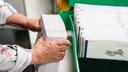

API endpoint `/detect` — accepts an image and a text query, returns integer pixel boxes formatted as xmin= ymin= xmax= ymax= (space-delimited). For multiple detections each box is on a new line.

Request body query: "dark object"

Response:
xmin=79 ymin=58 xmax=128 ymax=72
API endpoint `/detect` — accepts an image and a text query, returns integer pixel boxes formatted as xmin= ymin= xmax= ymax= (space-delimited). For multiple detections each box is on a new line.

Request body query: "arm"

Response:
xmin=0 ymin=38 xmax=70 ymax=72
xmin=0 ymin=0 xmax=34 ymax=71
xmin=0 ymin=0 xmax=70 ymax=72
xmin=31 ymin=37 xmax=71 ymax=64
xmin=0 ymin=0 xmax=41 ymax=31
xmin=6 ymin=13 xmax=41 ymax=31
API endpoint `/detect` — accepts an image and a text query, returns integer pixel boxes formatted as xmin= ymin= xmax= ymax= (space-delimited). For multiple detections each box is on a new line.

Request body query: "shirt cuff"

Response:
xmin=9 ymin=45 xmax=32 ymax=72
xmin=0 ymin=3 xmax=17 ymax=25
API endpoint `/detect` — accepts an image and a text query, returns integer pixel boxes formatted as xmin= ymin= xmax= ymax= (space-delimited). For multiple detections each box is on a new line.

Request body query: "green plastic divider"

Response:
xmin=69 ymin=0 xmax=76 ymax=7
xmin=60 ymin=11 xmax=80 ymax=72
xmin=69 ymin=0 xmax=128 ymax=7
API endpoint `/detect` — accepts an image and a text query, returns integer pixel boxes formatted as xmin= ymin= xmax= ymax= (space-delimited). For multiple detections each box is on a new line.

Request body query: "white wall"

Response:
xmin=24 ymin=0 xmax=54 ymax=45
xmin=5 ymin=0 xmax=26 ymax=15
xmin=24 ymin=0 xmax=54 ymax=18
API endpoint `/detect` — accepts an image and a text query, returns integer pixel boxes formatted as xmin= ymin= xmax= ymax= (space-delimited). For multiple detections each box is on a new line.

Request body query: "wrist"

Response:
xmin=31 ymin=49 xmax=38 ymax=64
xmin=27 ymin=19 xmax=41 ymax=31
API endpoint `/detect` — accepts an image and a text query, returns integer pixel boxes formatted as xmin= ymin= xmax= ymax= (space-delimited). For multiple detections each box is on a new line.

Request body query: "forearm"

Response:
xmin=6 ymin=13 xmax=29 ymax=28
xmin=6 ymin=13 xmax=41 ymax=31
xmin=0 ymin=0 xmax=41 ymax=31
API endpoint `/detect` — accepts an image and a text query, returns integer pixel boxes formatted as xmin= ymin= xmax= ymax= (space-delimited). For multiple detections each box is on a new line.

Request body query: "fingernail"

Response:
xmin=67 ymin=40 xmax=71 ymax=45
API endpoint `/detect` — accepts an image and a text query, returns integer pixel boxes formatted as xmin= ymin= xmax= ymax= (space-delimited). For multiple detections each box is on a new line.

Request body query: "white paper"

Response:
xmin=37 ymin=14 xmax=67 ymax=72
xmin=87 ymin=40 xmax=128 ymax=61
xmin=75 ymin=3 xmax=128 ymax=41
xmin=74 ymin=3 xmax=128 ymax=60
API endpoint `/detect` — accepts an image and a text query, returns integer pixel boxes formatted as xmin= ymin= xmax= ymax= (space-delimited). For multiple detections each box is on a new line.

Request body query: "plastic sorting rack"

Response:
xmin=60 ymin=11 xmax=80 ymax=72
xmin=68 ymin=0 xmax=128 ymax=72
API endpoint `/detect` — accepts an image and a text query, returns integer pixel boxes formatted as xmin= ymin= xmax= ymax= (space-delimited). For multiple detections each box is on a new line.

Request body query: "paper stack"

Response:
xmin=74 ymin=3 xmax=128 ymax=61
xmin=37 ymin=14 xmax=67 ymax=72
xmin=40 ymin=14 xmax=67 ymax=40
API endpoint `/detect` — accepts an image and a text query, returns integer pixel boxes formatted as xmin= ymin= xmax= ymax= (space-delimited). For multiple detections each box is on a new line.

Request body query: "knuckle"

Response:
xmin=59 ymin=56 xmax=64 ymax=60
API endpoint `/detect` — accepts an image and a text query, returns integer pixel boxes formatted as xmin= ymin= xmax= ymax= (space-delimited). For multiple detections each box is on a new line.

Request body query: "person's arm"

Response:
xmin=0 ymin=38 xmax=70 ymax=72
xmin=6 ymin=13 xmax=41 ymax=31
xmin=31 ymin=37 xmax=71 ymax=64
xmin=0 ymin=0 xmax=34 ymax=71
xmin=0 ymin=1 xmax=70 ymax=72
xmin=0 ymin=0 xmax=41 ymax=31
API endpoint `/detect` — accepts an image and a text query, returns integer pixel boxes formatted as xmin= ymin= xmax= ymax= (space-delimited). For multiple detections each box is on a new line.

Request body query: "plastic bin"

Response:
xmin=67 ymin=0 xmax=128 ymax=72
xmin=60 ymin=11 xmax=80 ymax=72
xmin=60 ymin=10 xmax=128 ymax=72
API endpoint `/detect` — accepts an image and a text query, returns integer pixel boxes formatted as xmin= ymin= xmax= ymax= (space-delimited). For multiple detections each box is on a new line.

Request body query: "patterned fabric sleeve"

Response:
xmin=0 ymin=45 xmax=32 ymax=72
xmin=0 ymin=0 xmax=17 ymax=25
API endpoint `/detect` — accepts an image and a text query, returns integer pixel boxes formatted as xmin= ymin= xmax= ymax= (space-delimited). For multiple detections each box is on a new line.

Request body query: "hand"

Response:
xmin=31 ymin=37 xmax=71 ymax=64
xmin=27 ymin=19 xmax=41 ymax=31
xmin=6 ymin=13 xmax=41 ymax=31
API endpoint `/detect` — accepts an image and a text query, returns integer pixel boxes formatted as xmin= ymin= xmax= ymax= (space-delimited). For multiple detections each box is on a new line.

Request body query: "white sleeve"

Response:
xmin=0 ymin=45 xmax=32 ymax=72
xmin=0 ymin=0 xmax=17 ymax=25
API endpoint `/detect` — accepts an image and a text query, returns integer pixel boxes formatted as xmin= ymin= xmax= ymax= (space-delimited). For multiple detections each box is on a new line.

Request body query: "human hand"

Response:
xmin=26 ymin=18 xmax=41 ymax=31
xmin=31 ymin=37 xmax=71 ymax=64
xmin=6 ymin=13 xmax=41 ymax=31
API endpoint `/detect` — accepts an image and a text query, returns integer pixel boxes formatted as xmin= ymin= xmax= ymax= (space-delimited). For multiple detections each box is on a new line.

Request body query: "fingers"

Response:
xmin=48 ymin=40 xmax=70 ymax=51
xmin=37 ymin=37 xmax=71 ymax=46
xmin=53 ymin=39 xmax=71 ymax=46
xmin=35 ymin=19 xmax=41 ymax=31
xmin=37 ymin=36 xmax=44 ymax=42
xmin=57 ymin=51 xmax=66 ymax=60
xmin=46 ymin=40 xmax=68 ymax=61
xmin=58 ymin=45 xmax=69 ymax=51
